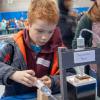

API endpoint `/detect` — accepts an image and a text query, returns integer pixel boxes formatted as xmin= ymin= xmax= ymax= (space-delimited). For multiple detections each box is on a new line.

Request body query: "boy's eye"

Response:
xmin=37 ymin=29 xmax=44 ymax=33
xmin=48 ymin=30 xmax=53 ymax=34
xmin=36 ymin=29 xmax=53 ymax=34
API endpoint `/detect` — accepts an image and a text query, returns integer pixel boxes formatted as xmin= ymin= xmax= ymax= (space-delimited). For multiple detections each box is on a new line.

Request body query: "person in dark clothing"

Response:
xmin=58 ymin=0 xmax=77 ymax=49
xmin=57 ymin=0 xmax=77 ymax=76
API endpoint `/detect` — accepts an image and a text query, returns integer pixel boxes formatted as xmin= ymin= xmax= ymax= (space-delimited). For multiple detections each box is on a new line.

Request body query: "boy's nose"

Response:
xmin=41 ymin=34 xmax=49 ymax=40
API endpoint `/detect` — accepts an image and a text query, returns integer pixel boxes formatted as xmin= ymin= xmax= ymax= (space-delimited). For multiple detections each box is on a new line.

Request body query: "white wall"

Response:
xmin=0 ymin=0 xmax=94 ymax=12
xmin=73 ymin=0 xmax=93 ymax=8
xmin=0 ymin=0 xmax=31 ymax=12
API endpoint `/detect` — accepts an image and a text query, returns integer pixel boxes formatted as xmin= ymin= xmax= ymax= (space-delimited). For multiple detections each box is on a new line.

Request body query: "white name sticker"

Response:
xmin=36 ymin=58 xmax=50 ymax=67
xmin=74 ymin=50 xmax=95 ymax=64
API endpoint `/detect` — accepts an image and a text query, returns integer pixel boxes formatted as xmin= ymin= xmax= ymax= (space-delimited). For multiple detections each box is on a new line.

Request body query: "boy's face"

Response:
xmin=29 ymin=19 xmax=56 ymax=46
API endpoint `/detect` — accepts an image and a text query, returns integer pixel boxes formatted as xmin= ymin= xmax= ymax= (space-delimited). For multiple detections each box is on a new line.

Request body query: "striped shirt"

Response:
xmin=92 ymin=22 xmax=100 ymax=47
xmin=90 ymin=22 xmax=100 ymax=73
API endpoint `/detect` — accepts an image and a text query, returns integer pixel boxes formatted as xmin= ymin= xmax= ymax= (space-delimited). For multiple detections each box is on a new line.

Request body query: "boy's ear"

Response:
xmin=27 ymin=25 xmax=29 ymax=30
xmin=28 ymin=24 xmax=31 ymax=30
xmin=24 ymin=21 xmax=30 ymax=30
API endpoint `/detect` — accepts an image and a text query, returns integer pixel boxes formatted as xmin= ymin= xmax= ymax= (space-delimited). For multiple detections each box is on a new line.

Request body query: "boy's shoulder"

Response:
xmin=0 ymin=39 xmax=15 ymax=64
xmin=0 ymin=38 xmax=15 ymax=47
xmin=0 ymin=38 xmax=15 ymax=53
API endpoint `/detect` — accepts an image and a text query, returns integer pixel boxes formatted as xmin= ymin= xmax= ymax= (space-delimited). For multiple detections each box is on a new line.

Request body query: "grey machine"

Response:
xmin=58 ymin=47 xmax=100 ymax=100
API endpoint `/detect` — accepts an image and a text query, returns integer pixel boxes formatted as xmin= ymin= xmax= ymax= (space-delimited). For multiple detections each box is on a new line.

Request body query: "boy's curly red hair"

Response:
xmin=28 ymin=0 xmax=59 ymax=25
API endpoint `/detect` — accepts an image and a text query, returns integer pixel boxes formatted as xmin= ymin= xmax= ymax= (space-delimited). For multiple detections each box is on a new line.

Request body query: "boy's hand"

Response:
xmin=40 ymin=76 xmax=51 ymax=88
xmin=9 ymin=70 xmax=37 ymax=87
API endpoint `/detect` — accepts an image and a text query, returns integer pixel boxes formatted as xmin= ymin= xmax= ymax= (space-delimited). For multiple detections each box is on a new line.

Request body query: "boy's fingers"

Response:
xmin=21 ymin=81 xmax=33 ymax=87
xmin=26 ymin=70 xmax=35 ymax=76
xmin=40 ymin=76 xmax=50 ymax=81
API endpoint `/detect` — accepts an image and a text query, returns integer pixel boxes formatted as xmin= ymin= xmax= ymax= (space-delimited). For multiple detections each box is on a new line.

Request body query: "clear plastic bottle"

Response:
xmin=33 ymin=80 xmax=58 ymax=100
xmin=33 ymin=80 xmax=51 ymax=96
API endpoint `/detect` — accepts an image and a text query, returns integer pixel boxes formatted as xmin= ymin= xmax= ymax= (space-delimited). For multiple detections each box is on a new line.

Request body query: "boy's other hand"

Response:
xmin=39 ymin=76 xmax=51 ymax=88
xmin=9 ymin=70 xmax=37 ymax=87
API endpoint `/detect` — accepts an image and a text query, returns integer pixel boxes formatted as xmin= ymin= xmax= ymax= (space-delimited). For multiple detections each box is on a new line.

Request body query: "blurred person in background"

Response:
xmin=58 ymin=0 xmax=77 ymax=49
xmin=72 ymin=0 xmax=100 ymax=77
xmin=1 ymin=19 xmax=7 ymax=35
xmin=57 ymin=0 xmax=77 ymax=77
